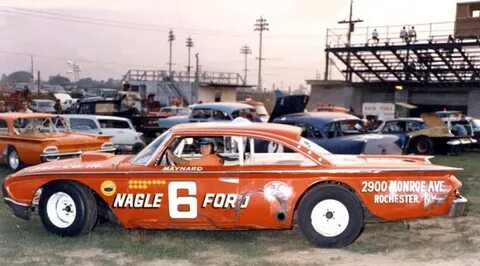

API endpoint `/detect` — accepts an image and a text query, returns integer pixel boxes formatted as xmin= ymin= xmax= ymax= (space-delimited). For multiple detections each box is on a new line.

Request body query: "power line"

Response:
xmin=0 ymin=6 xmax=251 ymax=38
xmin=0 ymin=6 xmax=324 ymax=39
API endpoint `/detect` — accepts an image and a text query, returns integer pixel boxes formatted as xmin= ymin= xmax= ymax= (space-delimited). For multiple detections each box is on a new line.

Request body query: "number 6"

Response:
xmin=168 ymin=181 xmax=197 ymax=219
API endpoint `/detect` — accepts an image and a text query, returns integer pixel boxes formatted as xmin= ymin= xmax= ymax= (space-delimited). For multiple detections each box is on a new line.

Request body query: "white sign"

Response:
xmin=362 ymin=102 xmax=395 ymax=120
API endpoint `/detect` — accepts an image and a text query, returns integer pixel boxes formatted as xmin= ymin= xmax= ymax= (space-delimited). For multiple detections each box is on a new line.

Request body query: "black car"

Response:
xmin=75 ymin=99 xmax=162 ymax=143
xmin=270 ymin=95 xmax=405 ymax=155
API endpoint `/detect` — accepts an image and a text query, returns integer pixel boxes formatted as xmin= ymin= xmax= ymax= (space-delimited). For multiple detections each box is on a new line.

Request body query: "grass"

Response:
xmin=0 ymin=153 xmax=479 ymax=264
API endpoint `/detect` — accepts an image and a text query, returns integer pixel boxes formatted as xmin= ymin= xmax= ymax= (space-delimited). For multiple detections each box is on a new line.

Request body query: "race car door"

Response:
xmin=151 ymin=135 xmax=243 ymax=228
xmin=235 ymin=136 xmax=318 ymax=229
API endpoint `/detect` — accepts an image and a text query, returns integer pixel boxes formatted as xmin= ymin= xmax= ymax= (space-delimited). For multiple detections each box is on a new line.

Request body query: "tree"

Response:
xmin=4 ymin=71 xmax=32 ymax=84
xmin=48 ymin=75 xmax=71 ymax=85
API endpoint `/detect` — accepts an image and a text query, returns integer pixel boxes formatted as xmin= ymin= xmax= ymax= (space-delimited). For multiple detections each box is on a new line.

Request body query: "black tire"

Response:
xmin=38 ymin=181 xmax=98 ymax=236
xmin=412 ymin=137 xmax=433 ymax=155
xmin=132 ymin=142 xmax=146 ymax=154
xmin=6 ymin=147 xmax=24 ymax=172
xmin=297 ymin=184 xmax=364 ymax=248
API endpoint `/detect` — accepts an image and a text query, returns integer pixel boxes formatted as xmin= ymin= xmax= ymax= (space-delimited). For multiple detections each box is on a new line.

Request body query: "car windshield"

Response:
xmin=131 ymin=130 xmax=172 ymax=165
xmin=14 ymin=117 xmax=60 ymax=134
xmin=299 ymin=137 xmax=331 ymax=155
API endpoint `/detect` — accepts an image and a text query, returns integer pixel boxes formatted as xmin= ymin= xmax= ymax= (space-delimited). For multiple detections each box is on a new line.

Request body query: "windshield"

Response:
xmin=299 ymin=137 xmax=331 ymax=155
xmin=14 ymin=117 xmax=60 ymax=134
xmin=132 ymin=130 xmax=172 ymax=165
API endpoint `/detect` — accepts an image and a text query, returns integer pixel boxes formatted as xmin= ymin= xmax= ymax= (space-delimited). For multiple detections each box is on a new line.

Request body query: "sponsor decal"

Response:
xmin=201 ymin=193 xmax=250 ymax=209
xmin=100 ymin=180 xmax=116 ymax=197
xmin=128 ymin=179 xmax=166 ymax=190
xmin=361 ymin=180 xmax=446 ymax=204
xmin=113 ymin=193 xmax=163 ymax=208
xmin=26 ymin=163 xmax=103 ymax=172
xmin=162 ymin=166 xmax=203 ymax=171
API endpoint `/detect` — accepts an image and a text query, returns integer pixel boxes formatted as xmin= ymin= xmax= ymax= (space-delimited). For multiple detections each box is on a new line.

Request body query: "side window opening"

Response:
xmin=243 ymin=137 xmax=316 ymax=167
xmin=0 ymin=120 xmax=8 ymax=135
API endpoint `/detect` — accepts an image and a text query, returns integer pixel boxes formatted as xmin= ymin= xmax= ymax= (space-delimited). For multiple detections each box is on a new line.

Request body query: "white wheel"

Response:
xmin=310 ymin=199 xmax=350 ymax=237
xmin=46 ymin=192 xmax=77 ymax=228
xmin=8 ymin=150 xmax=20 ymax=170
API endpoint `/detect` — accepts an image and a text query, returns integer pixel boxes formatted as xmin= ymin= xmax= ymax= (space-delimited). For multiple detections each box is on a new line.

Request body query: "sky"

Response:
xmin=0 ymin=0 xmax=462 ymax=90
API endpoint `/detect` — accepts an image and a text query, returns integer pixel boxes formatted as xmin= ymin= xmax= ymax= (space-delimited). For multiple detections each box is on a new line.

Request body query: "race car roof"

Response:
xmin=170 ymin=122 xmax=302 ymax=141
xmin=0 ymin=112 xmax=56 ymax=120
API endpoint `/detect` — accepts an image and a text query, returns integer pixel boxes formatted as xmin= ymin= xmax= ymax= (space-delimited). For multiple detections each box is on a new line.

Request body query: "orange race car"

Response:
xmin=2 ymin=122 xmax=467 ymax=247
xmin=0 ymin=113 xmax=116 ymax=171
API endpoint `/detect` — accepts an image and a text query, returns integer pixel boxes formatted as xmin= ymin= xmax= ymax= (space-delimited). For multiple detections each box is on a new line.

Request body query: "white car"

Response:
xmin=60 ymin=114 xmax=145 ymax=154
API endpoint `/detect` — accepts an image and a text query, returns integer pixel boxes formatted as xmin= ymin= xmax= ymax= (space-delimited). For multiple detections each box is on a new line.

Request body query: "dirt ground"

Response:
xmin=0 ymin=154 xmax=479 ymax=265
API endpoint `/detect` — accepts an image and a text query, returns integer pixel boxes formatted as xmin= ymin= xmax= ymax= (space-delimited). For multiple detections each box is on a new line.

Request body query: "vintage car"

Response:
xmin=76 ymin=99 xmax=162 ymax=143
xmin=377 ymin=116 xmax=477 ymax=155
xmin=152 ymin=106 xmax=191 ymax=118
xmin=2 ymin=122 xmax=467 ymax=248
xmin=158 ymin=102 xmax=256 ymax=131
xmin=30 ymin=99 xmax=56 ymax=113
xmin=0 ymin=113 xmax=116 ymax=171
xmin=61 ymin=115 xmax=146 ymax=154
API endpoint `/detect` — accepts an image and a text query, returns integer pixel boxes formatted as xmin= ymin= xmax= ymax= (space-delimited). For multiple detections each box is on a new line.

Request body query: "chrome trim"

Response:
xmin=40 ymin=148 xmax=116 ymax=158
xmin=3 ymin=197 xmax=30 ymax=207
xmin=14 ymin=167 xmax=464 ymax=177
xmin=218 ymin=177 xmax=239 ymax=184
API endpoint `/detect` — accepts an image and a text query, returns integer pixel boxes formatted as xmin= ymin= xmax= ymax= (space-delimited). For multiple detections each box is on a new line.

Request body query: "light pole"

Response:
xmin=254 ymin=16 xmax=269 ymax=91
xmin=240 ymin=45 xmax=252 ymax=85
xmin=186 ymin=36 xmax=194 ymax=80
xmin=168 ymin=29 xmax=175 ymax=79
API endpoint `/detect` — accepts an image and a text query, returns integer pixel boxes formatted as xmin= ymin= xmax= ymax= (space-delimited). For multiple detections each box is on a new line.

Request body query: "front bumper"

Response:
xmin=40 ymin=147 xmax=116 ymax=162
xmin=2 ymin=184 xmax=31 ymax=220
xmin=448 ymin=195 xmax=468 ymax=217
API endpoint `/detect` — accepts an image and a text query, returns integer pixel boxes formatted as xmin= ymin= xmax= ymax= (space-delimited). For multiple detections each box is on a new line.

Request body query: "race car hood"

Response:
xmin=11 ymin=154 xmax=132 ymax=177
xmin=268 ymin=95 xmax=309 ymax=123
xmin=323 ymin=154 xmax=463 ymax=173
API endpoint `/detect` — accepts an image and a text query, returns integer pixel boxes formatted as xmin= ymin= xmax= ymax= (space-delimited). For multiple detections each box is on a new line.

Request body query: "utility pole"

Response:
xmin=254 ymin=16 xmax=269 ymax=91
xmin=37 ymin=70 xmax=40 ymax=94
xmin=240 ymin=44 xmax=252 ymax=85
xmin=338 ymin=0 xmax=363 ymax=82
xmin=168 ymin=29 xmax=175 ymax=79
xmin=186 ymin=36 xmax=194 ymax=81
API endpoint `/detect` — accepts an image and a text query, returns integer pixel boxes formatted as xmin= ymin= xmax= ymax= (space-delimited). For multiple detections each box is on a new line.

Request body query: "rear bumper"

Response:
xmin=40 ymin=147 xmax=116 ymax=162
xmin=447 ymin=137 xmax=477 ymax=146
xmin=2 ymin=184 xmax=31 ymax=220
xmin=448 ymin=195 xmax=468 ymax=217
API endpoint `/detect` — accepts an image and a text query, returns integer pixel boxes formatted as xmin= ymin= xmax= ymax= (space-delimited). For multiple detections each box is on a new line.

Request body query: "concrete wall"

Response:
xmin=468 ymin=90 xmax=480 ymax=117
xmin=197 ymin=86 xmax=236 ymax=103
xmin=307 ymin=79 xmax=478 ymax=117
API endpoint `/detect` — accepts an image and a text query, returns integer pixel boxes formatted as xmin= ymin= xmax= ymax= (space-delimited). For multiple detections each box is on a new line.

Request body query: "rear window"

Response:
xmin=99 ymin=119 xmax=130 ymax=129
xmin=70 ymin=118 xmax=100 ymax=133
xmin=191 ymin=109 xmax=212 ymax=119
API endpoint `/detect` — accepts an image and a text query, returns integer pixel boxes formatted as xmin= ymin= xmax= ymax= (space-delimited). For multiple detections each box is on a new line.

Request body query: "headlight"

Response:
xmin=101 ymin=142 xmax=115 ymax=150
xmin=43 ymin=146 xmax=58 ymax=154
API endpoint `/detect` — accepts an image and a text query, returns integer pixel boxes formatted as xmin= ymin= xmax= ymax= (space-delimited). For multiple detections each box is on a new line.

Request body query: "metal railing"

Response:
xmin=326 ymin=21 xmax=458 ymax=48
xmin=123 ymin=69 xmax=246 ymax=86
